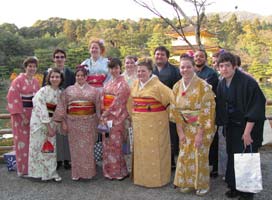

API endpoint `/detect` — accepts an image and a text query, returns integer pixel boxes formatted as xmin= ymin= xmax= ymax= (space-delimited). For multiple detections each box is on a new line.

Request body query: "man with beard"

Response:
xmin=194 ymin=50 xmax=219 ymax=178
xmin=153 ymin=46 xmax=181 ymax=169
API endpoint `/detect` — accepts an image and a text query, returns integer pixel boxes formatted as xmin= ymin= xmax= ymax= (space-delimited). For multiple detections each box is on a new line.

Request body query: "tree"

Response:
xmin=133 ymin=0 xmax=212 ymax=51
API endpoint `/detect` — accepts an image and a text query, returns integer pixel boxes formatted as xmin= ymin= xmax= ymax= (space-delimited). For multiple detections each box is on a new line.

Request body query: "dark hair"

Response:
xmin=212 ymin=52 xmax=220 ymax=58
xmin=180 ymin=54 xmax=195 ymax=66
xmin=136 ymin=57 xmax=153 ymax=71
xmin=108 ymin=58 xmax=122 ymax=69
xmin=154 ymin=46 xmax=170 ymax=58
xmin=218 ymin=52 xmax=236 ymax=66
xmin=235 ymin=55 xmax=241 ymax=67
xmin=23 ymin=56 xmax=38 ymax=68
xmin=75 ymin=65 xmax=88 ymax=76
xmin=46 ymin=67 xmax=64 ymax=87
xmin=53 ymin=48 xmax=66 ymax=58
xmin=195 ymin=49 xmax=208 ymax=59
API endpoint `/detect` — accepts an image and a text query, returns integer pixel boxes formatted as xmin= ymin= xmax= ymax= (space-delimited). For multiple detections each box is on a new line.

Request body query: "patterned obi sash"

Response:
xmin=133 ymin=97 xmax=166 ymax=112
xmin=86 ymin=74 xmax=106 ymax=87
xmin=46 ymin=103 xmax=57 ymax=117
xmin=21 ymin=94 xmax=34 ymax=107
xmin=67 ymin=101 xmax=95 ymax=115
xmin=103 ymin=94 xmax=115 ymax=110
xmin=179 ymin=110 xmax=199 ymax=126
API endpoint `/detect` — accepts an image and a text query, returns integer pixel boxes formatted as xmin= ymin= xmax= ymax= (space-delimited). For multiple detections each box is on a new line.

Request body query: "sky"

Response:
xmin=0 ymin=0 xmax=270 ymax=28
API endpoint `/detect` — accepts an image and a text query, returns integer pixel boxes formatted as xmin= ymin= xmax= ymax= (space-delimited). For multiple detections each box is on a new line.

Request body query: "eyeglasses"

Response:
xmin=55 ymin=56 xmax=65 ymax=59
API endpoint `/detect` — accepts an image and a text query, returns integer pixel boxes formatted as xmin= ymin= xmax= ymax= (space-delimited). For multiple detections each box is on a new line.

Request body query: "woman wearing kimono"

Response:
xmin=129 ymin=58 xmax=173 ymax=188
xmin=54 ymin=66 xmax=101 ymax=180
xmin=81 ymin=38 xmax=110 ymax=89
xmin=122 ymin=55 xmax=138 ymax=88
xmin=171 ymin=55 xmax=215 ymax=196
xmin=6 ymin=57 xmax=40 ymax=177
xmin=100 ymin=58 xmax=130 ymax=180
xmin=28 ymin=68 xmax=63 ymax=182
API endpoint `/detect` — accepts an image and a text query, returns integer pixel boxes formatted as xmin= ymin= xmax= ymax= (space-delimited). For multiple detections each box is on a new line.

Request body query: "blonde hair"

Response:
xmin=88 ymin=38 xmax=106 ymax=55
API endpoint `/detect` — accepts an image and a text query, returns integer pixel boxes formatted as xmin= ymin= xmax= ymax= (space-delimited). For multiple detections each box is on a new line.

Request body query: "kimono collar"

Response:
xmin=139 ymin=74 xmax=156 ymax=89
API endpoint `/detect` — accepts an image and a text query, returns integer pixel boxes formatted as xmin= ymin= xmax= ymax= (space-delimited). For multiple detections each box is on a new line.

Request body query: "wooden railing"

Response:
xmin=0 ymin=101 xmax=272 ymax=160
xmin=0 ymin=113 xmax=12 ymax=160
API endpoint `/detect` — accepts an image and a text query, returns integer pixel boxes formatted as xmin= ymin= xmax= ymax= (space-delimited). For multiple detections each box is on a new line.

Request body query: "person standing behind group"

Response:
xmin=194 ymin=49 xmax=219 ymax=178
xmin=42 ymin=48 xmax=75 ymax=170
xmin=54 ymin=66 xmax=101 ymax=181
xmin=153 ymin=46 xmax=181 ymax=169
xmin=216 ymin=52 xmax=266 ymax=200
xmin=100 ymin=58 xmax=130 ymax=180
xmin=172 ymin=55 xmax=215 ymax=196
xmin=129 ymin=57 xmax=173 ymax=188
xmin=28 ymin=68 xmax=63 ymax=182
xmin=6 ymin=57 xmax=40 ymax=177
xmin=81 ymin=38 xmax=110 ymax=89
xmin=122 ymin=55 xmax=138 ymax=87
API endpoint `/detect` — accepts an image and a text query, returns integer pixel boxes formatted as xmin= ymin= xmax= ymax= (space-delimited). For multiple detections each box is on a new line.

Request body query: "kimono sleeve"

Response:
xmin=170 ymin=81 xmax=185 ymax=125
xmin=101 ymin=81 xmax=130 ymax=120
xmin=6 ymin=78 xmax=23 ymax=115
xmin=244 ymin=80 xmax=266 ymax=122
xmin=32 ymin=87 xmax=50 ymax=124
xmin=53 ymin=89 xmax=67 ymax=122
xmin=198 ymin=83 xmax=216 ymax=132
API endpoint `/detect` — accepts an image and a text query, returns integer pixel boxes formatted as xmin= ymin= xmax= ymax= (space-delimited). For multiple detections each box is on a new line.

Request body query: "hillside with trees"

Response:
xmin=0 ymin=12 xmax=272 ymax=80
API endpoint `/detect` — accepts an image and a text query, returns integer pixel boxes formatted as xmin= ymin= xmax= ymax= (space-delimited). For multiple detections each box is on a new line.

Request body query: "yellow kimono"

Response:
xmin=129 ymin=76 xmax=173 ymax=187
xmin=171 ymin=74 xmax=215 ymax=190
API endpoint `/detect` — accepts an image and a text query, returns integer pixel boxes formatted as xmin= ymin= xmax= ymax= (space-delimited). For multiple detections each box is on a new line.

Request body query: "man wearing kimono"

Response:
xmin=153 ymin=46 xmax=181 ymax=169
xmin=216 ymin=52 xmax=266 ymax=200
xmin=42 ymin=49 xmax=75 ymax=170
xmin=194 ymin=50 xmax=219 ymax=178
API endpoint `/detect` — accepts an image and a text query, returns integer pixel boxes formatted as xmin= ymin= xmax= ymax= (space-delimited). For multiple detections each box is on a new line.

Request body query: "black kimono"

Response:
xmin=216 ymin=69 xmax=266 ymax=189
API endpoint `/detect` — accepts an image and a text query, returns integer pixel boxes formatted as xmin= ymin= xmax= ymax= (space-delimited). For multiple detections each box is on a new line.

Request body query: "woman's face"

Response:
xmin=49 ymin=72 xmax=62 ymax=88
xmin=125 ymin=58 xmax=136 ymax=73
xmin=179 ymin=59 xmax=195 ymax=80
xmin=89 ymin=42 xmax=101 ymax=59
xmin=25 ymin=63 xmax=37 ymax=77
xmin=109 ymin=65 xmax=121 ymax=79
xmin=76 ymin=70 xmax=87 ymax=85
xmin=137 ymin=65 xmax=152 ymax=83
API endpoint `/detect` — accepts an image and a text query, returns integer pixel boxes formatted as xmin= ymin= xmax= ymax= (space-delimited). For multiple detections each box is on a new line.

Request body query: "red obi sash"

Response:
xmin=133 ymin=97 xmax=166 ymax=112
xmin=86 ymin=74 xmax=106 ymax=87
xmin=103 ymin=94 xmax=115 ymax=110
xmin=46 ymin=103 xmax=57 ymax=117
xmin=68 ymin=101 xmax=95 ymax=115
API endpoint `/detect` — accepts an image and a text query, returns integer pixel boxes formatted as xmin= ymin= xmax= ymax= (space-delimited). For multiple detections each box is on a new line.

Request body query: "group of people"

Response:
xmin=6 ymin=39 xmax=266 ymax=200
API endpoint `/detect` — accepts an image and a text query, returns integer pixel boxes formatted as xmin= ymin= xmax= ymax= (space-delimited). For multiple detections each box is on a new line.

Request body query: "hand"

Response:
xmin=47 ymin=126 xmax=56 ymax=137
xmin=194 ymin=129 xmax=203 ymax=149
xmin=21 ymin=114 xmax=29 ymax=125
xmin=242 ymin=133 xmax=253 ymax=148
xmin=177 ymin=124 xmax=186 ymax=145
xmin=61 ymin=121 xmax=68 ymax=133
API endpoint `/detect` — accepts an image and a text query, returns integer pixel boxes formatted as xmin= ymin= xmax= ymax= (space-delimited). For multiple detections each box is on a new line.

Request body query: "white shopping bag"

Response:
xmin=234 ymin=152 xmax=263 ymax=193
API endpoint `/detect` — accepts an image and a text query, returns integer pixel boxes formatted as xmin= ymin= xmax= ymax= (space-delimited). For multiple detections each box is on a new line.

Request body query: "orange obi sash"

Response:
xmin=103 ymin=94 xmax=115 ymax=110
xmin=133 ymin=97 xmax=166 ymax=112
xmin=86 ymin=74 xmax=106 ymax=87
xmin=46 ymin=103 xmax=57 ymax=117
xmin=67 ymin=101 xmax=95 ymax=115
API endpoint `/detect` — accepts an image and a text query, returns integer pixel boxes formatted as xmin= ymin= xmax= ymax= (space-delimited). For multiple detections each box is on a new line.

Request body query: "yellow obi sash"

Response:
xmin=133 ymin=97 xmax=166 ymax=112
xmin=68 ymin=101 xmax=95 ymax=115
xmin=179 ymin=110 xmax=199 ymax=126
xmin=103 ymin=94 xmax=115 ymax=110
xmin=46 ymin=103 xmax=57 ymax=117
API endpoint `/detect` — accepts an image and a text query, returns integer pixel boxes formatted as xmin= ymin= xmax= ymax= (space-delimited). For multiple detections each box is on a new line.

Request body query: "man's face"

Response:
xmin=53 ymin=52 xmax=66 ymax=67
xmin=218 ymin=61 xmax=236 ymax=79
xmin=154 ymin=50 xmax=168 ymax=66
xmin=194 ymin=51 xmax=206 ymax=68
